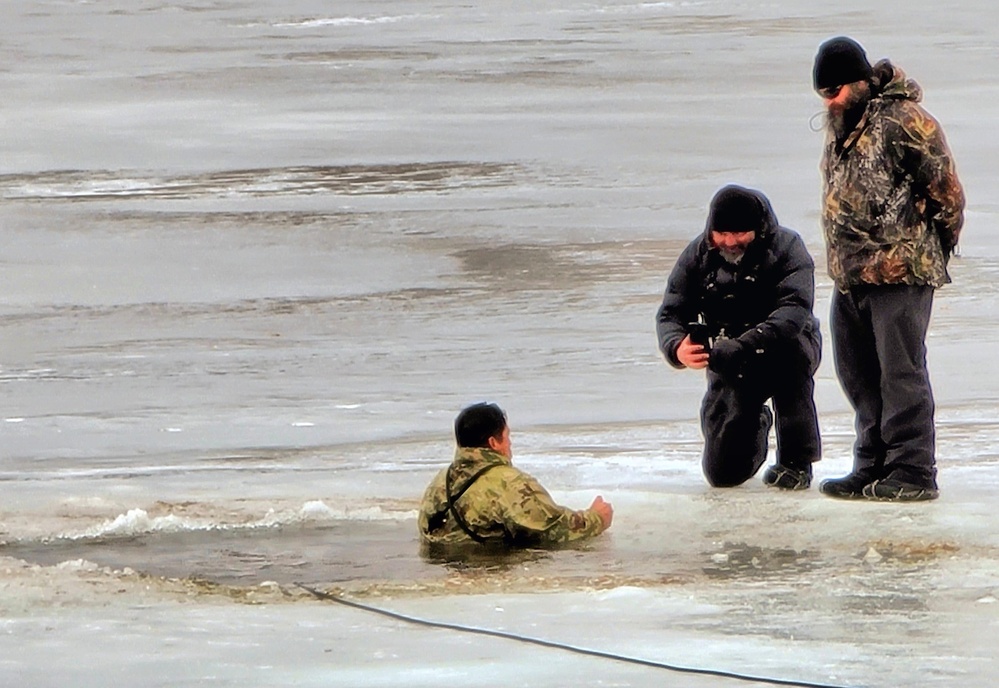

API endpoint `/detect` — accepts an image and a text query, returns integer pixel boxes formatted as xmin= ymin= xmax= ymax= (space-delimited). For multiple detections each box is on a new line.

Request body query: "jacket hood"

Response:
xmin=872 ymin=58 xmax=922 ymax=103
xmin=702 ymin=184 xmax=779 ymax=242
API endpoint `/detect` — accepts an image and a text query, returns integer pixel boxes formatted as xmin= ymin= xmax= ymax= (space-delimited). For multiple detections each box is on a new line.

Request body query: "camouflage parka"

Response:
xmin=820 ymin=59 xmax=965 ymax=293
xmin=418 ymin=446 xmax=606 ymax=547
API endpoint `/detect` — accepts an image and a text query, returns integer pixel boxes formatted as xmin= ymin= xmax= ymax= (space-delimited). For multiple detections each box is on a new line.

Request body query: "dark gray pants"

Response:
xmin=831 ymin=285 xmax=937 ymax=488
xmin=700 ymin=336 xmax=821 ymax=487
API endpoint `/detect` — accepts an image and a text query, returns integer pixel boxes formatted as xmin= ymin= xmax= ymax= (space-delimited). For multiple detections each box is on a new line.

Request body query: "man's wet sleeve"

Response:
xmin=500 ymin=472 xmax=606 ymax=545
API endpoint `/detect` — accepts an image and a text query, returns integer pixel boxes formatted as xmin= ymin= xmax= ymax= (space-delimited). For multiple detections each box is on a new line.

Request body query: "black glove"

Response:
xmin=708 ymin=337 xmax=747 ymax=380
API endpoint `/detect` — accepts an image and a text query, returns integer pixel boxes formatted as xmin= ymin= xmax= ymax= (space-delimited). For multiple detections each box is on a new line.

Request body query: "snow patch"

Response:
xmin=265 ymin=500 xmax=418 ymax=524
xmin=55 ymin=559 xmax=101 ymax=572
xmin=273 ymin=15 xmax=421 ymax=28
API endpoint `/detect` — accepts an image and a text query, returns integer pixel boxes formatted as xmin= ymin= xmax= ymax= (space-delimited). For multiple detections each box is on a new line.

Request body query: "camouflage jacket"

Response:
xmin=418 ymin=447 xmax=606 ymax=547
xmin=820 ymin=59 xmax=965 ymax=292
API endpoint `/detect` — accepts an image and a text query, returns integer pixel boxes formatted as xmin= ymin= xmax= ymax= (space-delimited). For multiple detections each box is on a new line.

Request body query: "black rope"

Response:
xmin=294 ymin=583 xmax=862 ymax=688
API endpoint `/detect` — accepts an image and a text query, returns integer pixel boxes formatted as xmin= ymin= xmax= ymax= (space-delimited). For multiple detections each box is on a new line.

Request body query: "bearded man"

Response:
xmin=813 ymin=36 xmax=965 ymax=501
xmin=656 ymin=185 xmax=822 ymax=490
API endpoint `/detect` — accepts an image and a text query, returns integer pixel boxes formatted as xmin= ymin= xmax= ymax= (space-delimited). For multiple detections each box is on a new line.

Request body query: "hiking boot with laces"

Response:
xmin=762 ymin=464 xmax=812 ymax=491
xmin=819 ymin=471 xmax=876 ymax=500
xmin=862 ymin=478 xmax=939 ymax=502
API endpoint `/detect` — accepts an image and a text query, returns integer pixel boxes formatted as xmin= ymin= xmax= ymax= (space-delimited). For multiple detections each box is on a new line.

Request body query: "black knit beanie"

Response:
xmin=707 ymin=185 xmax=766 ymax=233
xmin=813 ymin=36 xmax=873 ymax=90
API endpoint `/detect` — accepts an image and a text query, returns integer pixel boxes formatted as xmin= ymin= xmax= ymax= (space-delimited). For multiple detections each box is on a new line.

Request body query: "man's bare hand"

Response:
xmin=589 ymin=495 xmax=613 ymax=530
xmin=677 ymin=334 xmax=710 ymax=369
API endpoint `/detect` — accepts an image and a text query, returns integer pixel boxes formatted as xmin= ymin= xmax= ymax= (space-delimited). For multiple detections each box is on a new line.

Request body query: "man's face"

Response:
xmin=488 ymin=425 xmax=512 ymax=459
xmin=710 ymin=230 xmax=755 ymax=262
xmin=818 ymin=80 xmax=871 ymax=137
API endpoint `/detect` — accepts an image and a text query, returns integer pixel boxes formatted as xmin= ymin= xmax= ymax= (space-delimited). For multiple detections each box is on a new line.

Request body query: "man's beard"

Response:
xmin=826 ymin=92 xmax=870 ymax=142
xmin=719 ymin=247 xmax=745 ymax=264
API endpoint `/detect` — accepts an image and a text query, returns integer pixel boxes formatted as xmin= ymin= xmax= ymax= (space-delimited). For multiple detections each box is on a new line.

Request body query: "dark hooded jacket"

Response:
xmin=656 ymin=188 xmax=820 ymax=371
xmin=820 ymin=60 xmax=965 ymax=292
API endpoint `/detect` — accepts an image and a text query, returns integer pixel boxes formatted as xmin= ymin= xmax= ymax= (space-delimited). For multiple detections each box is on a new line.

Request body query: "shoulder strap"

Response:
xmin=444 ymin=463 xmax=502 ymax=544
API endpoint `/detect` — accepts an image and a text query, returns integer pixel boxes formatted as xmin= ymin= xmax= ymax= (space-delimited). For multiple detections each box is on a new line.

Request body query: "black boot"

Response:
xmin=819 ymin=470 xmax=878 ymax=499
xmin=862 ymin=478 xmax=939 ymax=502
xmin=762 ymin=464 xmax=812 ymax=490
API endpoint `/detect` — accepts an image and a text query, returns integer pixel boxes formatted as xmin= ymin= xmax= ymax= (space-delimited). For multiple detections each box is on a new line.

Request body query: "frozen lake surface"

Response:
xmin=1 ymin=0 xmax=998 ymax=686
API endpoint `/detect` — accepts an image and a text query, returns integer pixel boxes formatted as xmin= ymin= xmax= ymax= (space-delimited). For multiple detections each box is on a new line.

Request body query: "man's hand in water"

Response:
xmin=589 ymin=495 xmax=613 ymax=530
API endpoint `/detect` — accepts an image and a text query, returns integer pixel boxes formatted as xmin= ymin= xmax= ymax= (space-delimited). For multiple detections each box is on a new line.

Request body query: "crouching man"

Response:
xmin=656 ymin=184 xmax=822 ymax=490
xmin=418 ymin=402 xmax=613 ymax=547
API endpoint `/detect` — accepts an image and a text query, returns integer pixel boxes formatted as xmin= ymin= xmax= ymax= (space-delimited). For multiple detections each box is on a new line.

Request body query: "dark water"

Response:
xmin=0 ymin=519 xmax=842 ymax=592
xmin=1 ymin=522 xmax=434 ymax=587
xmin=0 ymin=502 xmax=969 ymax=603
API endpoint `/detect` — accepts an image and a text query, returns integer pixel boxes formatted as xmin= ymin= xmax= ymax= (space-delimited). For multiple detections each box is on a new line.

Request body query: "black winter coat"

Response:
xmin=656 ymin=192 xmax=820 ymax=371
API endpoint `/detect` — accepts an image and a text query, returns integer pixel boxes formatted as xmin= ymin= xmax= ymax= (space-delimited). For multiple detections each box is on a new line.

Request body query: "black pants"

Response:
xmin=700 ymin=335 xmax=821 ymax=487
xmin=831 ymin=285 xmax=937 ymax=488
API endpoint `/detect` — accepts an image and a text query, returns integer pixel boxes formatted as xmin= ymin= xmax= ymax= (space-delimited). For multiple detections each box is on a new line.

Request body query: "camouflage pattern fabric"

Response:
xmin=820 ymin=59 xmax=965 ymax=293
xmin=418 ymin=446 xmax=606 ymax=547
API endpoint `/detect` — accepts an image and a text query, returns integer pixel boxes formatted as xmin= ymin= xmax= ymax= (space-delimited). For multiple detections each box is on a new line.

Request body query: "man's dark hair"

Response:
xmin=454 ymin=402 xmax=507 ymax=448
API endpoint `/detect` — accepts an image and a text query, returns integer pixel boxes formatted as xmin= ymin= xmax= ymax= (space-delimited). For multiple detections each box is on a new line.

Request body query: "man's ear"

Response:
xmin=486 ymin=435 xmax=502 ymax=451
